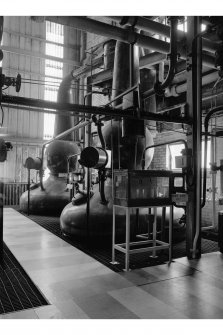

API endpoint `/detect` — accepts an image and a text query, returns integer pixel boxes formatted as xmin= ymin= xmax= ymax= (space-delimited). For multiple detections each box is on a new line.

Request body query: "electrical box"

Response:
xmin=113 ymin=170 xmax=177 ymax=207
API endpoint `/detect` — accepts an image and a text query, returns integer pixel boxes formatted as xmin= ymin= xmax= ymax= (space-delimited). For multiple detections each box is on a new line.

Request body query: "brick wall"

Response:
xmin=150 ymin=129 xmax=186 ymax=170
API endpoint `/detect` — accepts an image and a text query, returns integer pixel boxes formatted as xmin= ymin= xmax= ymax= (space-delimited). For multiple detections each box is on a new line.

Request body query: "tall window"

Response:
xmin=44 ymin=21 xmax=64 ymax=139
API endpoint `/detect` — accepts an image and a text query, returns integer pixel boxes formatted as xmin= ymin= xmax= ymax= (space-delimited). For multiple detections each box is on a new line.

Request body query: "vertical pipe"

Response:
xmin=152 ymin=207 xmax=157 ymax=258
xmin=125 ymin=207 xmax=130 ymax=271
xmin=54 ymin=74 xmax=73 ymax=139
xmin=85 ymin=76 xmax=92 ymax=243
xmin=129 ymin=42 xmax=134 ymax=87
xmin=221 ymin=159 xmax=223 ymax=195
xmin=218 ymin=211 xmax=223 ymax=253
xmin=186 ymin=17 xmax=202 ymax=259
xmin=161 ymin=207 xmax=166 ymax=241
xmin=27 ymin=169 xmax=30 ymax=216
xmin=112 ymin=205 xmax=116 ymax=263
xmin=192 ymin=19 xmax=202 ymax=259
xmin=211 ymin=131 xmax=216 ymax=229
xmin=169 ymin=205 xmax=173 ymax=263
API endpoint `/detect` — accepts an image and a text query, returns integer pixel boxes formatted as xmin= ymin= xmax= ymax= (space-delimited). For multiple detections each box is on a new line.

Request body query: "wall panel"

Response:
xmin=1 ymin=16 xmax=45 ymax=182
xmin=0 ymin=16 xmax=82 ymax=182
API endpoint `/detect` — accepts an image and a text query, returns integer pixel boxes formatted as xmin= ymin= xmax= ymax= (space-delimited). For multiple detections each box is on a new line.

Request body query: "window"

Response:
xmin=166 ymin=143 xmax=185 ymax=170
xmin=43 ymin=21 xmax=64 ymax=140
xmin=201 ymin=140 xmax=211 ymax=168
xmin=166 ymin=141 xmax=211 ymax=170
xmin=178 ymin=17 xmax=187 ymax=32
xmin=177 ymin=18 xmax=206 ymax=33
xmin=201 ymin=24 xmax=206 ymax=32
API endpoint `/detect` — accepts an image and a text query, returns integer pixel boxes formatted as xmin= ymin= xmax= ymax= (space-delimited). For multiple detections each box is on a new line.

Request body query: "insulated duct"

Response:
xmin=54 ymin=73 xmax=73 ymax=139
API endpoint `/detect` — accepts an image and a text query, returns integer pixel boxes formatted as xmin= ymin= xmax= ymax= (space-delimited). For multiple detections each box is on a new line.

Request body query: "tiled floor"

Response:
xmin=1 ymin=208 xmax=223 ymax=319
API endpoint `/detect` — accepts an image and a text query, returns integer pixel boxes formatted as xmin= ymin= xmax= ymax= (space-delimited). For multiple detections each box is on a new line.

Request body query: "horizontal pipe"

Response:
xmin=173 ymin=71 xmax=219 ymax=95
xmin=45 ymin=16 xmax=171 ymax=54
xmin=108 ymin=16 xmax=171 ymax=38
xmin=107 ymin=16 xmax=218 ymax=53
xmin=44 ymin=120 xmax=92 ymax=146
xmin=139 ymin=52 xmax=166 ymax=68
xmin=1 ymin=94 xmax=190 ymax=124
xmin=42 ymin=17 xmax=216 ymax=70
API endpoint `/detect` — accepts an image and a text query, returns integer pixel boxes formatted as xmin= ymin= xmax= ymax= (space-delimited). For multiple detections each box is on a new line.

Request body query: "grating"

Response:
xmin=18 ymin=210 xmax=220 ymax=272
xmin=0 ymin=243 xmax=49 ymax=315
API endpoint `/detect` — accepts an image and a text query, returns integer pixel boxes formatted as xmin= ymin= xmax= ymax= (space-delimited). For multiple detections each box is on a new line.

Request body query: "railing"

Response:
xmin=3 ymin=183 xmax=28 ymax=206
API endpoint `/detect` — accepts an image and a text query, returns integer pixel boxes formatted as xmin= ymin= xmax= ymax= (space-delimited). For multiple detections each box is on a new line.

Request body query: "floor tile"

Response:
xmin=109 ymin=286 xmax=188 ymax=319
xmin=71 ymin=292 xmax=139 ymax=319
xmin=121 ymin=261 xmax=197 ymax=286
xmin=0 ymin=309 xmax=39 ymax=319
xmin=140 ymin=273 xmax=223 ymax=319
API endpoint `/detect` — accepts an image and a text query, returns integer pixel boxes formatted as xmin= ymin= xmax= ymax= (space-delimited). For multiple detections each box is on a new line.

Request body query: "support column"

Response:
xmin=85 ymin=77 xmax=92 ymax=243
xmin=186 ymin=16 xmax=202 ymax=259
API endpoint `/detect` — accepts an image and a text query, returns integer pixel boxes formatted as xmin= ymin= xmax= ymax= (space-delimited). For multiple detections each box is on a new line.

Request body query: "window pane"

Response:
xmin=202 ymin=140 xmax=211 ymax=168
xmin=46 ymin=21 xmax=64 ymax=43
xmin=45 ymin=60 xmax=63 ymax=78
xmin=46 ymin=43 xmax=63 ymax=58
xmin=43 ymin=114 xmax=55 ymax=140
xmin=169 ymin=144 xmax=185 ymax=170
xmin=44 ymin=21 xmax=64 ymax=140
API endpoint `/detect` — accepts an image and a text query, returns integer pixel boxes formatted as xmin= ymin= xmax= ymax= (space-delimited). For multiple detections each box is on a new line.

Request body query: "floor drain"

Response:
xmin=0 ymin=243 xmax=49 ymax=315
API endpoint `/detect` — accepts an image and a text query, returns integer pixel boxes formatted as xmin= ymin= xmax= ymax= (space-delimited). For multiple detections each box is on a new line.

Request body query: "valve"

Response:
xmin=0 ymin=73 xmax=22 ymax=92
xmin=210 ymin=162 xmax=223 ymax=172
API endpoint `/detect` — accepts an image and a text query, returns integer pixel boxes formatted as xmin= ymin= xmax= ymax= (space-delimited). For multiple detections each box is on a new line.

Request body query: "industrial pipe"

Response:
xmin=146 ymin=17 xmax=179 ymax=97
xmin=211 ymin=130 xmax=217 ymax=230
xmin=192 ymin=31 xmax=202 ymax=259
xmin=27 ymin=168 xmax=30 ymax=216
xmin=165 ymin=71 xmax=219 ymax=97
xmin=107 ymin=16 xmax=218 ymax=54
xmin=45 ymin=16 xmax=170 ymax=54
xmin=0 ymin=16 xmax=3 ymax=45
xmin=2 ymin=93 xmax=192 ymax=125
xmin=202 ymin=105 xmax=223 ymax=209
xmin=155 ymin=17 xmax=179 ymax=93
xmin=44 ymin=16 xmax=216 ymax=70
